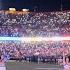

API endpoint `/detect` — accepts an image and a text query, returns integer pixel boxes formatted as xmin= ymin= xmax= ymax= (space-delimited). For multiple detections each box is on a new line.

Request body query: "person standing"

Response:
xmin=62 ymin=51 xmax=70 ymax=70
xmin=0 ymin=50 xmax=6 ymax=70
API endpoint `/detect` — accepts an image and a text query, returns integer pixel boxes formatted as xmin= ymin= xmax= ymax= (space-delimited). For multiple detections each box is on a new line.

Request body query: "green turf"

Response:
xmin=5 ymin=62 xmax=63 ymax=70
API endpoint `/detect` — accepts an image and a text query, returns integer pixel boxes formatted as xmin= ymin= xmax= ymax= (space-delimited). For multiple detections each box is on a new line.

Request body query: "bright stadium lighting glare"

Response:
xmin=9 ymin=8 xmax=16 ymax=11
xmin=21 ymin=37 xmax=43 ymax=43
xmin=0 ymin=37 xmax=70 ymax=42
xmin=0 ymin=37 xmax=21 ymax=41
xmin=22 ymin=9 xmax=29 ymax=12
xmin=50 ymin=37 xmax=63 ymax=41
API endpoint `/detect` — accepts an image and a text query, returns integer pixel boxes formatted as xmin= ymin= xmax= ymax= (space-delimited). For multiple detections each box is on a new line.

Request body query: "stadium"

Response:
xmin=0 ymin=0 xmax=70 ymax=70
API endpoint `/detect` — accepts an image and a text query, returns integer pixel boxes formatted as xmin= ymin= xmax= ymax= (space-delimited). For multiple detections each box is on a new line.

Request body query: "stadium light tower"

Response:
xmin=22 ymin=9 xmax=29 ymax=14
xmin=9 ymin=8 xmax=16 ymax=14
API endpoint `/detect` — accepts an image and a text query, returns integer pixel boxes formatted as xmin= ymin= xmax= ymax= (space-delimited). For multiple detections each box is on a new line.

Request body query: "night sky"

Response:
xmin=0 ymin=0 xmax=70 ymax=11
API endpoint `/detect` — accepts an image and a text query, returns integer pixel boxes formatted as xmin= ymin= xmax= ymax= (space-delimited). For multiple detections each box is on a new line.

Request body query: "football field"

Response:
xmin=5 ymin=62 xmax=63 ymax=70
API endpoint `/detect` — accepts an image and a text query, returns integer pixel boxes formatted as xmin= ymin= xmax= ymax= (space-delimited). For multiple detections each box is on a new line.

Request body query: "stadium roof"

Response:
xmin=0 ymin=0 xmax=70 ymax=12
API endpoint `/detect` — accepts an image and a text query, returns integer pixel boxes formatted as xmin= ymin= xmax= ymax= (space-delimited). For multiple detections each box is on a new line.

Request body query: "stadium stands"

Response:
xmin=0 ymin=10 xmax=70 ymax=63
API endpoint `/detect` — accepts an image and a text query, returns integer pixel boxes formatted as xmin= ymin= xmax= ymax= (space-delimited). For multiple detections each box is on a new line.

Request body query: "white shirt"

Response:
xmin=0 ymin=62 xmax=6 ymax=70
xmin=64 ymin=64 xmax=70 ymax=70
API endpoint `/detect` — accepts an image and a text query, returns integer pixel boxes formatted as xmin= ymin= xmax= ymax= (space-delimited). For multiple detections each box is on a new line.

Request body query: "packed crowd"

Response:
xmin=0 ymin=41 xmax=70 ymax=63
xmin=0 ymin=11 xmax=70 ymax=37
xmin=0 ymin=11 xmax=69 ymax=63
